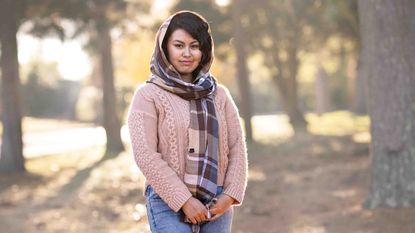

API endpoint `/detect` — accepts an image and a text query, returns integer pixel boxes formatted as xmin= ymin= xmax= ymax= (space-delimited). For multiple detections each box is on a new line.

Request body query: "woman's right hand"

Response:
xmin=181 ymin=197 xmax=208 ymax=224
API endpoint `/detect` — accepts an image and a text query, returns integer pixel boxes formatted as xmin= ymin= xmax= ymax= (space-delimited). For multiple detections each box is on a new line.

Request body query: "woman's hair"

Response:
xmin=162 ymin=11 xmax=213 ymax=78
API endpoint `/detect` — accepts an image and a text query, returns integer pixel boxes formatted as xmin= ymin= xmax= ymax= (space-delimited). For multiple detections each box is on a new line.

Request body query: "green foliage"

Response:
xmin=22 ymin=0 xmax=151 ymax=53
xmin=168 ymin=0 xmax=361 ymax=115
xmin=242 ymin=0 xmax=360 ymax=113
xmin=22 ymin=62 xmax=81 ymax=119
xmin=24 ymin=67 xmax=53 ymax=116
xmin=324 ymin=0 xmax=359 ymax=47
xmin=243 ymin=0 xmax=326 ymax=52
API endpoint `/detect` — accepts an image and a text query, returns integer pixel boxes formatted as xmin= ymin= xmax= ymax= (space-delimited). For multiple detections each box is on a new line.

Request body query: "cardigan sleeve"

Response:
xmin=127 ymin=85 xmax=192 ymax=212
xmin=221 ymin=87 xmax=248 ymax=205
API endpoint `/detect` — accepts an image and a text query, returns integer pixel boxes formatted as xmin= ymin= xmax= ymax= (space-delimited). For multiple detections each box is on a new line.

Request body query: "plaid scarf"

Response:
xmin=147 ymin=13 xmax=219 ymax=204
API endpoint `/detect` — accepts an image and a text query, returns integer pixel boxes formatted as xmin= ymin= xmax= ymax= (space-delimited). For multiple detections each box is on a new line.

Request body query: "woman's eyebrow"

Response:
xmin=172 ymin=40 xmax=185 ymax=43
xmin=172 ymin=39 xmax=199 ymax=44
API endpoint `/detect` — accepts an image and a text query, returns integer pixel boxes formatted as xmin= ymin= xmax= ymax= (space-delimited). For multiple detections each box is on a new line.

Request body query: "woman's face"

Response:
xmin=166 ymin=28 xmax=202 ymax=82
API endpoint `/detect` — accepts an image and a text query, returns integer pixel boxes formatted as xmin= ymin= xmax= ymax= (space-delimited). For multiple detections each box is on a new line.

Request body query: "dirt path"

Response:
xmin=233 ymin=135 xmax=415 ymax=233
xmin=1 ymin=134 xmax=415 ymax=232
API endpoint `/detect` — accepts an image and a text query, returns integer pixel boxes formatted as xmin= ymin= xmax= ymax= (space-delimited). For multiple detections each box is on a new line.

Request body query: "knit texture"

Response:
xmin=127 ymin=83 xmax=248 ymax=212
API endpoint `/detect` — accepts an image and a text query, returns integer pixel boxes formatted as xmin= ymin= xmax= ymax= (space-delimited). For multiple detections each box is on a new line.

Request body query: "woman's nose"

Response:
xmin=182 ymin=47 xmax=191 ymax=57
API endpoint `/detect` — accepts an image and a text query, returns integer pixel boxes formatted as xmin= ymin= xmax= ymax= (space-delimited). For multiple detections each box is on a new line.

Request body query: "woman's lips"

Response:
xmin=180 ymin=61 xmax=193 ymax=66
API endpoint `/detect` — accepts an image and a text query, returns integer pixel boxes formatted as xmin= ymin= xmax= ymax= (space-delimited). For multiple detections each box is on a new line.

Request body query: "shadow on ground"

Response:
xmin=2 ymin=133 xmax=415 ymax=233
xmin=233 ymin=133 xmax=415 ymax=233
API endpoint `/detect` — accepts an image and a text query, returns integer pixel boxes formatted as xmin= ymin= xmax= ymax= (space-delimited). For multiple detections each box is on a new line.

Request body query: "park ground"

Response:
xmin=1 ymin=112 xmax=415 ymax=233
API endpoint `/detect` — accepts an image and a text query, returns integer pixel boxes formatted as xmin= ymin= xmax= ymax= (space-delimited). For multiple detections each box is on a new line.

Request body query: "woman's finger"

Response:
xmin=209 ymin=207 xmax=222 ymax=215
xmin=197 ymin=215 xmax=205 ymax=223
xmin=198 ymin=212 xmax=206 ymax=222
xmin=208 ymin=212 xmax=223 ymax=221
xmin=208 ymin=207 xmax=222 ymax=221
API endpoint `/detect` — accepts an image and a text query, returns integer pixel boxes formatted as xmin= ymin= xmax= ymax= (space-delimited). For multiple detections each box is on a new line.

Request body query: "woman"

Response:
xmin=127 ymin=11 xmax=247 ymax=233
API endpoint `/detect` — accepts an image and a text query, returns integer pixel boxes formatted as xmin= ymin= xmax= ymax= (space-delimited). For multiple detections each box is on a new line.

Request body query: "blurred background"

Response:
xmin=1 ymin=0 xmax=414 ymax=232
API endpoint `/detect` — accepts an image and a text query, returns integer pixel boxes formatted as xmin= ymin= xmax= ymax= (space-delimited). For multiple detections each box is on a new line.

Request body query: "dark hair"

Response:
xmin=162 ymin=11 xmax=213 ymax=78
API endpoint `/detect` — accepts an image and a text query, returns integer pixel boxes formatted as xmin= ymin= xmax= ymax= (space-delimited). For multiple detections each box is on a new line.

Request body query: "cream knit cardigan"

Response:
xmin=127 ymin=83 xmax=248 ymax=212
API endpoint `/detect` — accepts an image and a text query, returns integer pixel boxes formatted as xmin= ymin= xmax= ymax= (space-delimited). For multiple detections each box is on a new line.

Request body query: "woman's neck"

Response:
xmin=181 ymin=74 xmax=193 ymax=83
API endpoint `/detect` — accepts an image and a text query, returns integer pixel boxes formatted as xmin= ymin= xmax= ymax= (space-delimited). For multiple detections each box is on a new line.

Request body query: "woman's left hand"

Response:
xmin=208 ymin=194 xmax=234 ymax=221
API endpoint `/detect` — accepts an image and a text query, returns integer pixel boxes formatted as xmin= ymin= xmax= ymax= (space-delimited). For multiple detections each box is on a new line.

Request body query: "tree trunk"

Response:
xmin=359 ymin=0 xmax=415 ymax=208
xmin=285 ymin=40 xmax=308 ymax=131
xmin=315 ymin=63 xmax=331 ymax=115
xmin=272 ymin=74 xmax=308 ymax=132
xmin=339 ymin=42 xmax=351 ymax=110
xmin=346 ymin=53 xmax=356 ymax=111
xmin=282 ymin=90 xmax=308 ymax=132
xmin=0 ymin=0 xmax=25 ymax=173
xmin=353 ymin=52 xmax=367 ymax=114
xmin=97 ymin=24 xmax=124 ymax=154
xmin=269 ymin=43 xmax=308 ymax=133
xmin=231 ymin=0 xmax=253 ymax=141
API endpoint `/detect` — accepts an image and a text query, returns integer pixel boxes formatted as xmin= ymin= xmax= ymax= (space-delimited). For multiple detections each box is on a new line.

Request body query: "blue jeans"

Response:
xmin=145 ymin=185 xmax=233 ymax=233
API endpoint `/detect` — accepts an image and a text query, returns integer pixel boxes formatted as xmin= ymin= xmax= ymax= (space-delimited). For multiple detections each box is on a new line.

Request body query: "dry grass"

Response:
xmin=0 ymin=117 xmax=94 ymax=137
xmin=3 ymin=112 xmax=415 ymax=233
xmin=0 ymin=146 xmax=149 ymax=233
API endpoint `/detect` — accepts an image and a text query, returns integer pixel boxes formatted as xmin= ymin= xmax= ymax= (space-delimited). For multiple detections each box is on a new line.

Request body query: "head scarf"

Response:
xmin=147 ymin=11 xmax=219 ymax=205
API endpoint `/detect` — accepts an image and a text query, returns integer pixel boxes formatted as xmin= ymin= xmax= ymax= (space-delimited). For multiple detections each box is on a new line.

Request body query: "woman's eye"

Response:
xmin=191 ymin=44 xmax=200 ymax=49
xmin=174 ymin=44 xmax=183 ymax=48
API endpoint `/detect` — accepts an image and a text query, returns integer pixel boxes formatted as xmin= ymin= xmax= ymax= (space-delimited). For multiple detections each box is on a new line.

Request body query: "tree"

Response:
xmin=231 ymin=0 xmax=253 ymax=140
xmin=0 ymin=0 xmax=25 ymax=173
xmin=0 ymin=0 xmax=61 ymax=173
xmin=40 ymin=0 xmax=151 ymax=154
xmin=245 ymin=1 xmax=326 ymax=132
xmin=96 ymin=21 xmax=124 ymax=153
xmin=77 ymin=1 xmax=150 ymax=154
xmin=325 ymin=0 xmax=364 ymax=114
xmin=314 ymin=62 xmax=331 ymax=115
xmin=359 ymin=0 xmax=415 ymax=208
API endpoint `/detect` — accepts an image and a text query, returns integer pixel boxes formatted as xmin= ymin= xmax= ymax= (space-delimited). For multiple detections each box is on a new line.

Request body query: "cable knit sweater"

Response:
xmin=127 ymin=82 xmax=248 ymax=212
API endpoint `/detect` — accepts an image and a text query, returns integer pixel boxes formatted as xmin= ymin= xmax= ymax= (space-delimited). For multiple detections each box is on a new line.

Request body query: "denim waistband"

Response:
xmin=146 ymin=185 xmax=224 ymax=202
xmin=216 ymin=186 xmax=224 ymax=195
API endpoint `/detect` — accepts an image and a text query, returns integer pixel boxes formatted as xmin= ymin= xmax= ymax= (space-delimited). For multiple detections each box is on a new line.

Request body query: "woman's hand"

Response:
xmin=182 ymin=197 xmax=209 ymax=224
xmin=208 ymin=194 xmax=234 ymax=221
